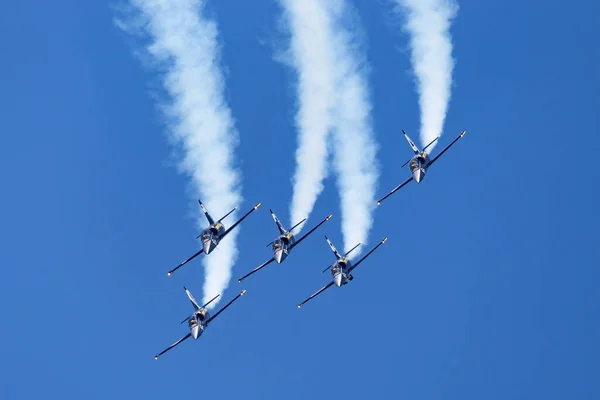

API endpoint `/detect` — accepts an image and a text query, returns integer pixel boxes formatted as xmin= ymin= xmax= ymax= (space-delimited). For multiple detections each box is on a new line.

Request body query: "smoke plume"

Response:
xmin=278 ymin=0 xmax=378 ymax=253
xmin=395 ymin=0 xmax=458 ymax=150
xmin=117 ymin=0 xmax=241 ymax=308
xmin=277 ymin=0 xmax=337 ymax=233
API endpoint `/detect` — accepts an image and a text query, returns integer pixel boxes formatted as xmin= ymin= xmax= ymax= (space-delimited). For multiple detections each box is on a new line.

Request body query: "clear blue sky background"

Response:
xmin=2 ymin=0 xmax=599 ymax=398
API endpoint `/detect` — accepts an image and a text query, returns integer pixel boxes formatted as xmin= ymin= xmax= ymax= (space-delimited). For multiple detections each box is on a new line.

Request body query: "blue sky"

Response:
xmin=2 ymin=0 xmax=599 ymax=399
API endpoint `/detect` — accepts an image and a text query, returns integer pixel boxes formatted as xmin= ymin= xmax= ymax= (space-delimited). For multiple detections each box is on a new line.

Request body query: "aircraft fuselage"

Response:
xmin=199 ymin=223 xmax=226 ymax=254
xmin=272 ymin=232 xmax=296 ymax=263
xmin=188 ymin=308 xmax=211 ymax=339
xmin=409 ymin=153 xmax=430 ymax=183
xmin=331 ymin=258 xmax=354 ymax=287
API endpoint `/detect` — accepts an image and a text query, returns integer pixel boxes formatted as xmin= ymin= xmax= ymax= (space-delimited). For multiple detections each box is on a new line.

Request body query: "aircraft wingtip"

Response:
xmin=241 ymin=289 xmax=247 ymax=295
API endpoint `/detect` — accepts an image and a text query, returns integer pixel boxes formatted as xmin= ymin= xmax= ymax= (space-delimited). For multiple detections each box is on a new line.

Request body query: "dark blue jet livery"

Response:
xmin=376 ymin=129 xmax=466 ymax=205
xmin=237 ymin=209 xmax=333 ymax=283
xmin=154 ymin=286 xmax=246 ymax=359
xmin=167 ymin=200 xmax=261 ymax=276
xmin=297 ymin=236 xmax=387 ymax=308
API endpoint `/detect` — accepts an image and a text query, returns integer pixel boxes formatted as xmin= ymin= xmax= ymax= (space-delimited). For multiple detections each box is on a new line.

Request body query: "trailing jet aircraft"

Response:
xmin=237 ymin=210 xmax=332 ymax=283
xmin=167 ymin=200 xmax=261 ymax=276
xmin=376 ymin=129 xmax=466 ymax=205
xmin=297 ymin=236 xmax=387 ymax=308
xmin=154 ymin=287 xmax=246 ymax=359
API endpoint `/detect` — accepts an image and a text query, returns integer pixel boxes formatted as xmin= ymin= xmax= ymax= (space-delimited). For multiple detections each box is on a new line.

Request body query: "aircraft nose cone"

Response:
xmin=274 ymin=249 xmax=285 ymax=264
xmin=334 ymin=273 xmax=343 ymax=287
xmin=202 ymin=240 xmax=213 ymax=254
xmin=413 ymin=169 xmax=424 ymax=183
xmin=191 ymin=325 xmax=200 ymax=340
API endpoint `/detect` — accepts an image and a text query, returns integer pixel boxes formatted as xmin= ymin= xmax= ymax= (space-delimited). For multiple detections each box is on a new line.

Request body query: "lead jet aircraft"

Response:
xmin=376 ymin=129 xmax=466 ymax=206
xmin=297 ymin=236 xmax=387 ymax=308
xmin=154 ymin=287 xmax=246 ymax=359
xmin=237 ymin=210 xmax=333 ymax=283
xmin=167 ymin=200 xmax=261 ymax=276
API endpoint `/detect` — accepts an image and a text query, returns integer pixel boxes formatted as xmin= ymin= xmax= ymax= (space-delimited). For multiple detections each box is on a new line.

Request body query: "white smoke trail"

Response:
xmin=395 ymin=0 xmax=458 ymax=151
xmin=329 ymin=25 xmax=378 ymax=254
xmin=277 ymin=0 xmax=337 ymax=233
xmin=278 ymin=0 xmax=378 ymax=253
xmin=117 ymin=0 xmax=241 ymax=308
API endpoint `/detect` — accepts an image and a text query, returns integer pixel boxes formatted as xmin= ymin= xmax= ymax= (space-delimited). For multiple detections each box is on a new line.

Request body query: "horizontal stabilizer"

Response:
xmin=422 ymin=137 xmax=439 ymax=152
xmin=289 ymin=218 xmax=307 ymax=232
xmin=218 ymin=207 xmax=238 ymax=223
xmin=344 ymin=242 xmax=361 ymax=257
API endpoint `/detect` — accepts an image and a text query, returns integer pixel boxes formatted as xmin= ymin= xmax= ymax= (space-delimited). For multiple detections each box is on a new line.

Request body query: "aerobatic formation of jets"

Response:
xmin=154 ymin=129 xmax=467 ymax=359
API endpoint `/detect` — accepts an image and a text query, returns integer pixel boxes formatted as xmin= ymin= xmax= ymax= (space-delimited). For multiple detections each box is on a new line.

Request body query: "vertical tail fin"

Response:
xmin=198 ymin=200 xmax=215 ymax=225
xmin=270 ymin=209 xmax=287 ymax=234
xmin=402 ymin=129 xmax=421 ymax=154
xmin=325 ymin=236 xmax=343 ymax=259
xmin=184 ymin=285 xmax=201 ymax=311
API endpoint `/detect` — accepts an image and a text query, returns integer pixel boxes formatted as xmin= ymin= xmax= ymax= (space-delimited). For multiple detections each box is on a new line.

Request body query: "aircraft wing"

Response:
xmin=167 ymin=249 xmax=204 ymax=276
xmin=238 ymin=257 xmax=275 ymax=283
xmin=427 ymin=130 xmax=466 ymax=168
xmin=206 ymin=290 xmax=246 ymax=324
xmin=154 ymin=333 xmax=192 ymax=360
xmin=297 ymin=281 xmax=335 ymax=308
xmin=348 ymin=237 xmax=387 ymax=273
xmin=376 ymin=176 xmax=413 ymax=206
xmin=221 ymin=203 xmax=261 ymax=239
xmin=290 ymin=214 xmax=332 ymax=250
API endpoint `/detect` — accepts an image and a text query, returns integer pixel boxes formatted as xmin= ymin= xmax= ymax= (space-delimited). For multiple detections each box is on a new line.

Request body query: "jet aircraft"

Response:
xmin=154 ymin=287 xmax=246 ymax=359
xmin=237 ymin=210 xmax=333 ymax=282
xmin=167 ymin=200 xmax=261 ymax=276
xmin=297 ymin=236 xmax=388 ymax=308
xmin=376 ymin=129 xmax=466 ymax=205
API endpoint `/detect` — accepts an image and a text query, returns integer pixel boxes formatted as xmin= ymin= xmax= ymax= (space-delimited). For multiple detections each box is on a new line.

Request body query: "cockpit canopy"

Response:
xmin=189 ymin=310 xmax=209 ymax=328
xmin=331 ymin=264 xmax=342 ymax=275
xmin=273 ymin=236 xmax=289 ymax=250
xmin=410 ymin=155 xmax=427 ymax=171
